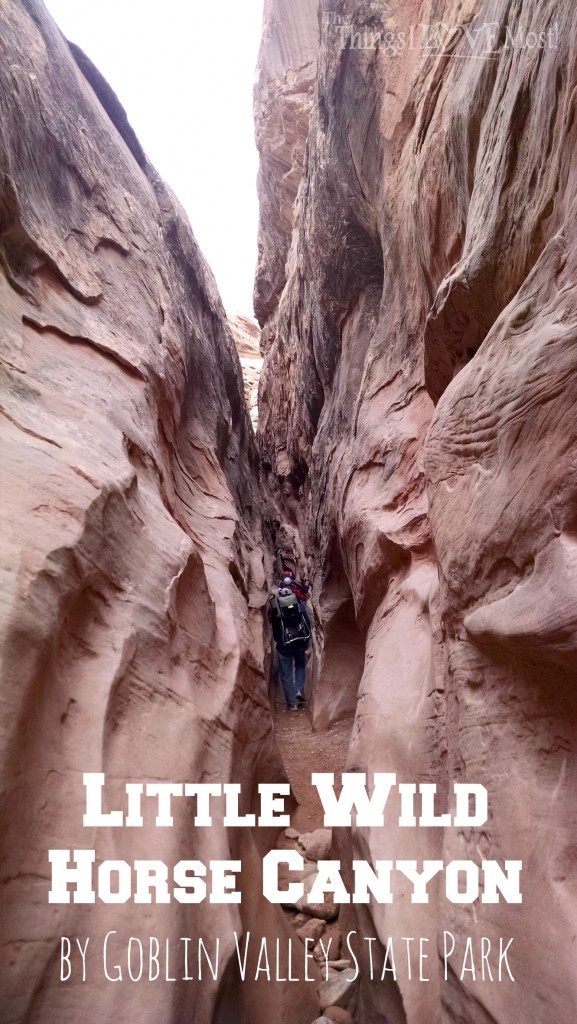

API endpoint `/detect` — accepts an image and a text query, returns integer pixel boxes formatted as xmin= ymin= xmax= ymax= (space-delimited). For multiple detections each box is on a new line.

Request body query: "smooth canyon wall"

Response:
xmin=0 ymin=3 xmax=319 ymax=1023
xmin=255 ymin=1 xmax=577 ymax=1022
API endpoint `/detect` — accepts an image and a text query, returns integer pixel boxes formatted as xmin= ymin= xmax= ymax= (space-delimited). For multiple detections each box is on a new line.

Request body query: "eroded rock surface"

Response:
xmin=228 ymin=312 xmax=263 ymax=430
xmin=255 ymin=1 xmax=577 ymax=1022
xmin=0 ymin=3 xmax=318 ymax=1024
xmin=254 ymin=0 xmax=320 ymax=325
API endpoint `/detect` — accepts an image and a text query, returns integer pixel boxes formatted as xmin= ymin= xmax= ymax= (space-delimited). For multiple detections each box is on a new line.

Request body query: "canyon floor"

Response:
xmin=274 ymin=702 xmax=353 ymax=832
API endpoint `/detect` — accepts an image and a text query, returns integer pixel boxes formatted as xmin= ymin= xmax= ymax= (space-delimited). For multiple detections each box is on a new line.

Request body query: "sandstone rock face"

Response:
xmin=228 ymin=313 xmax=263 ymax=430
xmin=255 ymin=1 xmax=577 ymax=1022
xmin=0 ymin=3 xmax=320 ymax=1024
xmin=254 ymin=0 xmax=319 ymax=325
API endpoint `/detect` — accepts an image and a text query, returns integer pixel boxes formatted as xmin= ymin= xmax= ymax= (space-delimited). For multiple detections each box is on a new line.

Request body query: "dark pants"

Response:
xmin=277 ymin=646 xmax=306 ymax=708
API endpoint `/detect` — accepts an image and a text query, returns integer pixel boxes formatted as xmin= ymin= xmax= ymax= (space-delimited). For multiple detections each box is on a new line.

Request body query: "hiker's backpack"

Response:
xmin=273 ymin=588 xmax=311 ymax=646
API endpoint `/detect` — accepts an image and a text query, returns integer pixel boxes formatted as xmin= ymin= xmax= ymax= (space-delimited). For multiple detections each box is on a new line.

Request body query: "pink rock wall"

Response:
xmin=255 ymin=0 xmax=577 ymax=1021
xmin=254 ymin=0 xmax=319 ymax=325
xmin=228 ymin=313 xmax=263 ymax=430
xmin=0 ymin=3 xmax=319 ymax=1023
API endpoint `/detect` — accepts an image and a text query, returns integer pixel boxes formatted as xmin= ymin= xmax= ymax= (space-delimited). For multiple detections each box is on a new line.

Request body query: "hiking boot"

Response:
xmin=287 ymin=705 xmax=299 ymax=712
xmin=296 ymin=692 xmax=306 ymax=705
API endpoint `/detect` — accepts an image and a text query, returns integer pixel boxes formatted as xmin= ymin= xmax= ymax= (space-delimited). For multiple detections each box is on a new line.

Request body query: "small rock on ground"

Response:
xmin=324 ymin=1007 xmax=355 ymax=1024
xmin=326 ymin=929 xmax=342 ymax=958
xmin=296 ymin=898 xmax=338 ymax=921
xmin=277 ymin=860 xmax=317 ymax=887
xmin=292 ymin=912 xmax=310 ymax=927
xmin=295 ymin=872 xmax=339 ymax=920
xmin=313 ymin=938 xmax=340 ymax=963
xmin=298 ymin=828 xmax=332 ymax=860
xmin=284 ymin=827 xmax=300 ymax=840
xmin=319 ymin=969 xmax=359 ymax=1013
xmin=296 ymin=918 xmax=326 ymax=943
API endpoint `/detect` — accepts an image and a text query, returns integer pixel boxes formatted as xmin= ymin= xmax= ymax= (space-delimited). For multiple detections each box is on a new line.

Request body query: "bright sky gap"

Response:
xmin=44 ymin=0 xmax=265 ymax=316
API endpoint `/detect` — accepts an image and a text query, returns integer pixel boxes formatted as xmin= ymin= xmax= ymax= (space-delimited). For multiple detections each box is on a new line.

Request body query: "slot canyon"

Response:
xmin=0 ymin=1 xmax=576 ymax=1023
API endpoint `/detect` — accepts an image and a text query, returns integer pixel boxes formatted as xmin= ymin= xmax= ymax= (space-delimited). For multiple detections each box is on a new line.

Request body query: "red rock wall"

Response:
xmin=0 ymin=3 xmax=319 ymax=1023
xmin=228 ymin=313 xmax=263 ymax=430
xmin=254 ymin=0 xmax=320 ymax=325
xmin=255 ymin=1 xmax=577 ymax=1021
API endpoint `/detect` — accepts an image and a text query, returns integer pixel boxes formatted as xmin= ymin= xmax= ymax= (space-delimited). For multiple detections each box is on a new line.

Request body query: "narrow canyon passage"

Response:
xmin=251 ymin=0 xmax=577 ymax=1020
xmin=1 ymin=1 xmax=576 ymax=1024
xmin=266 ymin=702 xmax=357 ymax=1019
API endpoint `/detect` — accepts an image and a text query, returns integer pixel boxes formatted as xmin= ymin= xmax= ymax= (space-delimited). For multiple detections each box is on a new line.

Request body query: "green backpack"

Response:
xmin=273 ymin=588 xmax=311 ymax=646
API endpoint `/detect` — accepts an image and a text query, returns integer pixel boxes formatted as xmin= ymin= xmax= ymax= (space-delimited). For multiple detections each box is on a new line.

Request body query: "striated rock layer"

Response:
xmin=228 ymin=313 xmax=263 ymax=430
xmin=254 ymin=0 xmax=319 ymax=325
xmin=0 ymin=3 xmax=319 ymax=1023
xmin=256 ymin=0 xmax=577 ymax=1022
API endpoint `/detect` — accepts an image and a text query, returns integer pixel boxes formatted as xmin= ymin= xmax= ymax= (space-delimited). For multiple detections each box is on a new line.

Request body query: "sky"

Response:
xmin=44 ymin=0 xmax=265 ymax=316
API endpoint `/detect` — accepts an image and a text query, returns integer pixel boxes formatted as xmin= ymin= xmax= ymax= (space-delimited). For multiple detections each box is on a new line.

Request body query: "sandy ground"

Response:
xmin=273 ymin=701 xmax=353 ymax=833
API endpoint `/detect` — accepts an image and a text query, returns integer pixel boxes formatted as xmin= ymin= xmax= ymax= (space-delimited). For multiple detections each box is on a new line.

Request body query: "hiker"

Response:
xmin=281 ymin=567 xmax=310 ymax=602
xmin=268 ymin=575 xmax=311 ymax=711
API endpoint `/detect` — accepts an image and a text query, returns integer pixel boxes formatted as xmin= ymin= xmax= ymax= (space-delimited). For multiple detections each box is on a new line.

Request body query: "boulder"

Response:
xmin=324 ymin=1008 xmax=355 ymax=1024
xmin=277 ymin=859 xmax=317 ymax=888
xmin=283 ymin=827 xmax=301 ymax=840
xmin=318 ymin=970 xmax=359 ymax=1013
xmin=294 ymin=872 xmax=339 ymax=920
xmin=291 ymin=913 xmax=311 ymax=928
xmin=298 ymin=828 xmax=333 ymax=861
xmin=296 ymin=918 xmax=326 ymax=944
xmin=313 ymin=941 xmax=337 ymax=965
